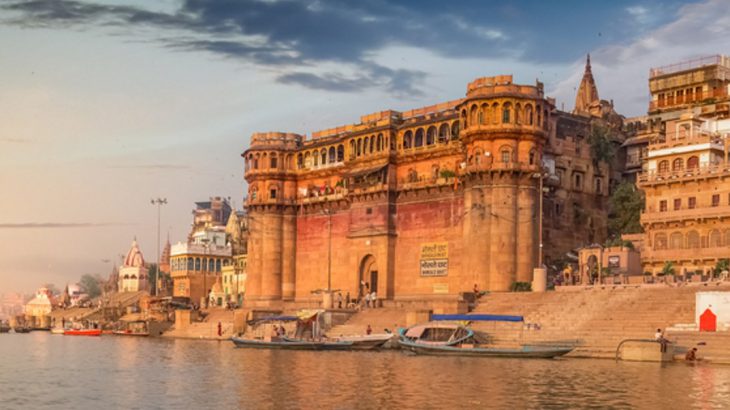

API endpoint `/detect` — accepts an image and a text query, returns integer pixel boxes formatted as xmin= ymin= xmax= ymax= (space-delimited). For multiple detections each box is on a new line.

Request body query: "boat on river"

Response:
xmin=334 ymin=334 xmax=393 ymax=350
xmin=0 ymin=322 xmax=10 ymax=333
xmin=231 ymin=336 xmax=352 ymax=350
xmin=13 ymin=326 xmax=32 ymax=333
xmin=64 ymin=329 xmax=102 ymax=336
xmin=50 ymin=327 xmax=66 ymax=335
xmin=398 ymin=314 xmax=574 ymax=359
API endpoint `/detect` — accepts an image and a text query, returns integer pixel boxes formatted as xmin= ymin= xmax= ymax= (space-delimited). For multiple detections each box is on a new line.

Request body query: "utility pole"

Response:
xmin=151 ymin=198 xmax=167 ymax=297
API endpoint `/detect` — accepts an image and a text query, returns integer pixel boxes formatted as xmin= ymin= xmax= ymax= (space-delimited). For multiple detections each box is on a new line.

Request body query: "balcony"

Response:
xmin=642 ymin=246 xmax=730 ymax=262
xmin=647 ymin=130 xmax=723 ymax=150
xmin=638 ymin=164 xmax=730 ymax=185
xmin=649 ymin=89 xmax=728 ymax=111
xmin=642 ymin=205 xmax=730 ymax=224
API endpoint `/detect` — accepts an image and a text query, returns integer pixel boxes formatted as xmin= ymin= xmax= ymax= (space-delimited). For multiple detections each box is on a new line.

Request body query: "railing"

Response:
xmin=625 ymin=153 xmax=643 ymax=168
xmin=642 ymin=204 xmax=730 ymax=223
xmin=638 ymin=164 xmax=730 ymax=184
xmin=647 ymin=130 xmax=723 ymax=150
xmin=649 ymin=55 xmax=724 ymax=78
xmin=642 ymin=247 xmax=730 ymax=261
xmin=649 ymin=89 xmax=728 ymax=111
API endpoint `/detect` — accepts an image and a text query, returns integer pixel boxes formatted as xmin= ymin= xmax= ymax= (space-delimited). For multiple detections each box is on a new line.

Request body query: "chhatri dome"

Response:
xmin=123 ymin=239 xmax=145 ymax=267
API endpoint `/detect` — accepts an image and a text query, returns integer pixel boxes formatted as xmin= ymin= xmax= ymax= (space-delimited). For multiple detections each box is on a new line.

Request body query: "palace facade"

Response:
xmin=242 ymin=66 xmax=625 ymax=306
xmin=638 ymin=55 xmax=730 ymax=275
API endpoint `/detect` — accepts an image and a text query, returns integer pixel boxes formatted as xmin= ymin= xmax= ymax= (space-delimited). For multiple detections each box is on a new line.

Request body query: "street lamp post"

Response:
xmin=532 ymin=172 xmax=548 ymax=292
xmin=201 ymin=237 xmax=210 ymax=309
xmin=150 ymin=198 xmax=167 ymax=296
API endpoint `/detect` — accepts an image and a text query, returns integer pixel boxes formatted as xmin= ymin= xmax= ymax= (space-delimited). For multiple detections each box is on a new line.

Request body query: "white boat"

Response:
xmin=51 ymin=327 xmax=65 ymax=335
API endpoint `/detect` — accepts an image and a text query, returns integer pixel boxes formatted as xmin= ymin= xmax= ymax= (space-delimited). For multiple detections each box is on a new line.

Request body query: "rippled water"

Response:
xmin=2 ymin=332 xmax=730 ymax=409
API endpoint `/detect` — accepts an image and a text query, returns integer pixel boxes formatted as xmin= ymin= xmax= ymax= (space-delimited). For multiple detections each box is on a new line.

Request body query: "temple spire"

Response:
xmin=573 ymin=53 xmax=599 ymax=115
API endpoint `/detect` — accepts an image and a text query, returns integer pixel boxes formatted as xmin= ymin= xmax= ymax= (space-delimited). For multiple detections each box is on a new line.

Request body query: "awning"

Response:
xmin=346 ymin=164 xmax=388 ymax=178
xmin=431 ymin=314 xmax=524 ymax=322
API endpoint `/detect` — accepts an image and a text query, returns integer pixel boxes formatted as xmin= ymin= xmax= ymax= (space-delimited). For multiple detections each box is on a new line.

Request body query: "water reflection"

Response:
xmin=3 ymin=333 xmax=730 ymax=409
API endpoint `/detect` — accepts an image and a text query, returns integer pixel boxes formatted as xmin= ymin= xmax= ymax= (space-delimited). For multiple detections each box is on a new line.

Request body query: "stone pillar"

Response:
xmin=463 ymin=186 xmax=491 ymax=292
xmin=261 ymin=212 xmax=283 ymax=300
xmin=516 ymin=181 xmax=537 ymax=283
xmin=245 ymin=211 xmax=264 ymax=302
xmin=281 ymin=211 xmax=297 ymax=300
xmin=488 ymin=175 xmax=517 ymax=291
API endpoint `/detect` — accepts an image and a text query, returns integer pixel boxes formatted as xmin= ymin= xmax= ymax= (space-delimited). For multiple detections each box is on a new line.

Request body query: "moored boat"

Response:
xmin=50 ymin=327 xmax=66 ymax=335
xmin=0 ymin=322 xmax=11 ymax=333
xmin=231 ymin=336 xmax=352 ymax=350
xmin=13 ymin=326 xmax=32 ymax=333
xmin=398 ymin=314 xmax=575 ymax=359
xmin=113 ymin=329 xmax=149 ymax=337
xmin=64 ymin=329 xmax=102 ymax=336
xmin=334 ymin=334 xmax=393 ymax=350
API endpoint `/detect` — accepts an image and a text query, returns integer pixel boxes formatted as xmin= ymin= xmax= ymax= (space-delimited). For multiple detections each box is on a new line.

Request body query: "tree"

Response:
xmin=588 ymin=126 xmax=616 ymax=165
xmin=79 ymin=274 xmax=102 ymax=299
xmin=660 ymin=261 xmax=675 ymax=277
xmin=608 ymin=181 xmax=644 ymax=237
xmin=713 ymin=259 xmax=730 ymax=277
xmin=147 ymin=263 xmax=159 ymax=295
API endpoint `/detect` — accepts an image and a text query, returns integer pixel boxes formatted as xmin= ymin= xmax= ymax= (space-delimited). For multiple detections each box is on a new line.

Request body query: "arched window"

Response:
xmin=415 ymin=128 xmax=424 ymax=147
xmin=297 ymin=154 xmax=303 ymax=169
xmin=253 ymin=155 xmax=259 ymax=169
xmin=426 ymin=126 xmax=436 ymax=145
xmin=502 ymin=103 xmax=511 ymax=123
xmin=595 ymin=177 xmax=602 ymax=194
xmin=474 ymin=148 xmax=483 ymax=164
xmin=357 ymin=139 xmax=362 ymax=156
xmin=536 ymin=105 xmax=542 ymax=128
xmin=349 ymin=141 xmax=356 ymax=158
xmin=303 ymin=152 xmax=311 ymax=168
xmin=208 ymin=258 xmax=215 ymax=272
xmin=337 ymin=145 xmax=344 ymax=161
xmin=709 ymin=230 xmax=722 ymax=247
xmin=687 ymin=230 xmax=700 ymax=248
xmin=461 ymin=109 xmax=468 ymax=129
xmin=670 ymin=232 xmax=684 ymax=249
xmin=195 ymin=257 xmax=201 ymax=271
xmin=328 ymin=147 xmax=336 ymax=164
xmin=363 ymin=137 xmax=369 ymax=155
xmin=451 ymin=122 xmax=460 ymax=139
xmin=658 ymin=160 xmax=669 ymax=173
xmin=492 ymin=103 xmax=499 ymax=124
xmin=500 ymin=146 xmax=512 ymax=163
xmin=313 ymin=151 xmax=319 ymax=166
xmin=403 ymin=131 xmax=413 ymax=149
xmin=187 ymin=257 xmax=194 ymax=270
xmin=216 ymin=259 xmax=222 ymax=272
xmin=470 ymin=105 xmax=478 ymax=126
xmin=377 ymin=134 xmax=383 ymax=151
xmin=321 ymin=149 xmax=327 ymax=165
xmin=529 ymin=149 xmax=536 ymax=165
xmin=438 ymin=123 xmax=450 ymax=143
xmin=687 ymin=156 xmax=699 ymax=170
xmin=369 ymin=136 xmax=374 ymax=153
xmin=543 ymin=109 xmax=549 ymax=128
xmin=672 ymin=158 xmax=683 ymax=171
xmin=526 ymin=104 xmax=534 ymax=125
xmin=481 ymin=104 xmax=489 ymax=125
xmin=654 ymin=233 xmax=667 ymax=250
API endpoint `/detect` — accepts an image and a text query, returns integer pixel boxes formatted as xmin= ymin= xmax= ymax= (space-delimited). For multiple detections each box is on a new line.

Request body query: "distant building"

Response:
xmin=222 ymin=210 xmax=248 ymax=305
xmin=118 ymin=239 xmax=149 ymax=292
xmin=637 ymin=55 xmax=730 ymax=275
xmin=24 ymin=287 xmax=54 ymax=327
xmin=170 ymin=197 xmax=233 ymax=304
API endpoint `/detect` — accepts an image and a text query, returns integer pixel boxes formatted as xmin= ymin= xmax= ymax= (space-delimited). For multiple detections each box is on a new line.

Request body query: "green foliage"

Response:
xmin=713 ymin=259 xmax=730 ymax=277
xmin=608 ymin=181 xmax=644 ymax=237
xmin=510 ymin=282 xmax=532 ymax=292
xmin=439 ymin=169 xmax=456 ymax=179
xmin=660 ymin=261 xmax=675 ymax=277
xmin=588 ymin=126 xmax=616 ymax=165
xmin=79 ymin=274 xmax=102 ymax=298
xmin=604 ymin=237 xmax=635 ymax=250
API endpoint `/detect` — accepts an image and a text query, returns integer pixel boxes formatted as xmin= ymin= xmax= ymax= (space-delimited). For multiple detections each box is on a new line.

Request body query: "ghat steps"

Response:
xmin=164 ymin=308 xmax=236 ymax=340
xmin=327 ymin=308 xmax=407 ymax=337
xmin=470 ymin=287 xmax=704 ymax=359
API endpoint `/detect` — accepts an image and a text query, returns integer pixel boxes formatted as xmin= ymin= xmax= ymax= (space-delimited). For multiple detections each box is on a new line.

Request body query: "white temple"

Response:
xmin=118 ymin=239 xmax=149 ymax=292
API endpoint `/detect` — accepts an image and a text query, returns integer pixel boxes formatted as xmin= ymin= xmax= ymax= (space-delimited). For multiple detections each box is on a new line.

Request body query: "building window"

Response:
xmin=501 ymin=149 xmax=511 ymax=163
xmin=658 ymin=160 xmax=669 ymax=174
xmin=502 ymin=106 xmax=511 ymax=123
xmin=574 ymin=173 xmax=583 ymax=190
xmin=366 ymin=207 xmax=372 ymax=215
xmin=270 ymin=157 xmax=278 ymax=169
xmin=712 ymin=194 xmax=720 ymax=207
xmin=529 ymin=150 xmax=536 ymax=165
xmin=689 ymin=197 xmax=696 ymax=209
xmin=674 ymin=198 xmax=681 ymax=210
xmin=595 ymin=178 xmax=602 ymax=194
xmin=672 ymin=158 xmax=683 ymax=171
xmin=659 ymin=200 xmax=667 ymax=212
xmin=270 ymin=189 xmax=277 ymax=199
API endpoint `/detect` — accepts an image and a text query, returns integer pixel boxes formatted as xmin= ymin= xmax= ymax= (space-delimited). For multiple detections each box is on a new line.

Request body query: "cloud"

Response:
xmin=0 ymin=222 xmax=125 ymax=229
xmin=549 ymin=0 xmax=730 ymax=116
xmin=2 ymin=0 xmax=677 ymax=95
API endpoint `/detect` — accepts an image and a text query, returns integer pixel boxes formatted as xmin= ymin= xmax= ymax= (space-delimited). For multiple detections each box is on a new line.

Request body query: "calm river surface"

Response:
xmin=2 ymin=332 xmax=730 ymax=409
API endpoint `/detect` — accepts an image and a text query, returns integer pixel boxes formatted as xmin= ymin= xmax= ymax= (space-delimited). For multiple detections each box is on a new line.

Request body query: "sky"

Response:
xmin=1 ymin=0 xmax=729 ymax=293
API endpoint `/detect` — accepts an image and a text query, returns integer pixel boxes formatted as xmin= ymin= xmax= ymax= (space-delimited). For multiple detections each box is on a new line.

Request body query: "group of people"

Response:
xmin=333 ymin=283 xmax=379 ymax=310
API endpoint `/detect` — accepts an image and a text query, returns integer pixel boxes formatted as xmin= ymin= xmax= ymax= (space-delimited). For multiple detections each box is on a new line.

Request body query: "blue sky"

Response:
xmin=1 ymin=0 xmax=728 ymax=292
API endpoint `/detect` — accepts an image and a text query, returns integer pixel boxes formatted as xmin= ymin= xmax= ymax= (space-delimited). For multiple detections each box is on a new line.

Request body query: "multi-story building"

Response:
xmin=241 ymin=68 xmax=624 ymax=308
xmin=222 ymin=210 xmax=248 ymax=305
xmin=170 ymin=198 xmax=233 ymax=304
xmin=638 ymin=55 xmax=730 ymax=275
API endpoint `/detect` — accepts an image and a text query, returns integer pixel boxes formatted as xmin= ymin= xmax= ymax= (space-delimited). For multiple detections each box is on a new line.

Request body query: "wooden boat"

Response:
xmin=13 ymin=326 xmax=32 ymax=333
xmin=64 ymin=329 xmax=102 ymax=336
xmin=113 ymin=329 xmax=149 ymax=337
xmin=0 ymin=324 xmax=10 ymax=333
xmin=398 ymin=314 xmax=575 ymax=359
xmin=50 ymin=327 xmax=66 ymax=335
xmin=231 ymin=336 xmax=352 ymax=350
xmin=333 ymin=334 xmax=393 ymax=350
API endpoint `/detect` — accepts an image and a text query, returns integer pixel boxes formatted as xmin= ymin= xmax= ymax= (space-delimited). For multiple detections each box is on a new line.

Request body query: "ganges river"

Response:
xmin=3 ymin=332 xmax=730 ymax=409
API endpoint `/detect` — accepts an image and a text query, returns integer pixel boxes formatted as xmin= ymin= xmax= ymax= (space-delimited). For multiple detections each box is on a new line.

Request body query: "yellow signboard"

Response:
xmin=420 ymin=242 xmax=449 ymax=259
xmin=420 ymin=242 xmax=448 ymax=277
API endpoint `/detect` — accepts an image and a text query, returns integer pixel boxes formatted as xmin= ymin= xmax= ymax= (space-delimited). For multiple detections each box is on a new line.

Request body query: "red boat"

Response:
xmin=63 ymin=329 xmax=102 ymax=336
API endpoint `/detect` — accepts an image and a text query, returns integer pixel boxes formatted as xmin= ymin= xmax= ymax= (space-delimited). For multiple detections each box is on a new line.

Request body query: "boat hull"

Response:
xmin=336 ymin=334 xmax=393 ymax=350
xmin=113 ymin=331 xmax=149 ymax=337
xmin=64 ymin=329 xmax=102 ymax=336
xmin=50 ymin=328 xmax=65 ymax=335
xmin=231 ymin=337 xmax=353 ymax=350
xmin=399 ymin=340 xmax=574 ymax=358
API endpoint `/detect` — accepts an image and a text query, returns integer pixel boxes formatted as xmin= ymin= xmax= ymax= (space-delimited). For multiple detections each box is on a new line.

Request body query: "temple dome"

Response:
xmin=123 ymin=239 xmax=145 ymax=267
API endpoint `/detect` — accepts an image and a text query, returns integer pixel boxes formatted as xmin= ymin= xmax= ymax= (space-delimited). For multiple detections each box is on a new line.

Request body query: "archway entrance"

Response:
xmin=359 ymin=254 xmax=378 ymax=298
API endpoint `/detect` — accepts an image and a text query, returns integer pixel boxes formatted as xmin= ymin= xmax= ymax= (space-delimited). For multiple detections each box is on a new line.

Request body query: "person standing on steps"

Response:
xmin=366 ymin=324 xmax=372 ymax=335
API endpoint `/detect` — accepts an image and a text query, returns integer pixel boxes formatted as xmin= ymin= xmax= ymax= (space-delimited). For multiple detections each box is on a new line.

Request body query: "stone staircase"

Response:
xmin=327 ymin=308 xmax=407 ymax=337
xmin=163 ymin=308 xmax=236 ymax=340
xmin=470 ymin=287 xmax=700 ymax=359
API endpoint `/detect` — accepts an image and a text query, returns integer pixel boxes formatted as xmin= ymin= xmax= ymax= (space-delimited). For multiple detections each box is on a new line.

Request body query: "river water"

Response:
xmin=2 ymin=332 xmax=730 ymax=410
